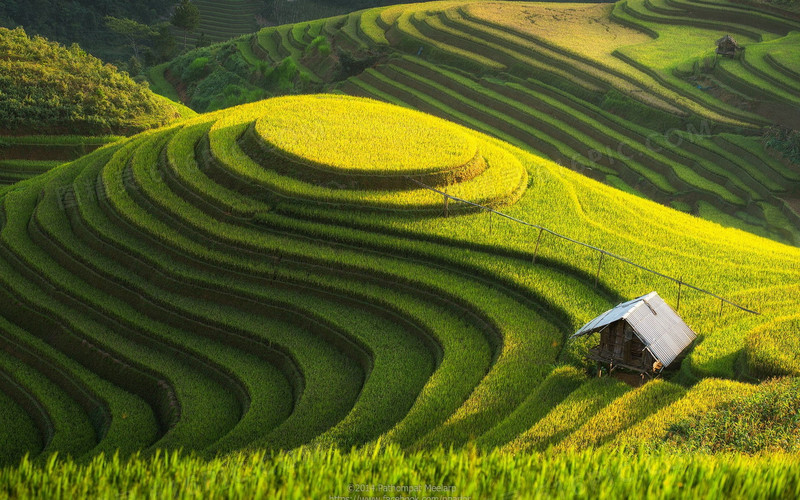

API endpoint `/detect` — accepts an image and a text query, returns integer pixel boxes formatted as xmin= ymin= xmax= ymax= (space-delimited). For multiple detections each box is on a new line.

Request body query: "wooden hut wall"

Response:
xmin=596 ymin=321 xmax=660 ymax=371
xmin=624 ymin=322 xmax=646 ymax=368
xmin=597 ymin=321 xmax=624 ymax=361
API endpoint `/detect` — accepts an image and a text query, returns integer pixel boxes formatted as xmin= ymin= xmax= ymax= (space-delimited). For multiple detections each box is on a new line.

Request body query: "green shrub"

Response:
xmin=182 ymin=56 xmax=210 ymax=81
xmin=189 ymin=68 xmax=248 ymax=110
xmin=265 ymin=57 xmax=300 ymax=91
xmin=764 ymin=127 xmax=800 ymax=166
xmin=206 ymin=85 xmax=268 ymax=112
xmin=306 ymin=35 xmax=331 ymax=58
xmin=221 ymin=51 xmax=254 ymax=78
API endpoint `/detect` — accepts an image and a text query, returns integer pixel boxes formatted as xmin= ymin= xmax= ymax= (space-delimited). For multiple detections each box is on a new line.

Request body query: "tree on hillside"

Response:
xmin=171 ymin=0 xmax=200 ymax=51
xmin=151 ymin=23 xmax=178 ymax=62
xmin=104 ymin=16 xmax=156 ymax=61
xmin=0 ymin=0 xmax=171 ymax=62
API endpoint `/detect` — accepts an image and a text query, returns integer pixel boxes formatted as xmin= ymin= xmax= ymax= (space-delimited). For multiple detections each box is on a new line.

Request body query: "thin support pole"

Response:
xmin=676 ymin=278 xmax=683 ymax=312
xmin=594 ymin=251 xmax=605 ymax=288
xmin=712 ymin=297 xmax=725 ymax=334
xmin=532 ymin=227 xmax=544 ymax=264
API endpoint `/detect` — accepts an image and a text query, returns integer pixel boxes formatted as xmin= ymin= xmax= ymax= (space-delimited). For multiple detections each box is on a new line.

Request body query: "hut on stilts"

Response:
xmin=571 ymin=292 xmax=697 ymax=381
xmin=716 ymin=34 xmax=742 ymax=58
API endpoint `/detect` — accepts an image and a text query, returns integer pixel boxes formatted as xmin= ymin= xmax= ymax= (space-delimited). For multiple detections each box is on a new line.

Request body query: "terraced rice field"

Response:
xmin=1 ymin=93 xmax=798 ymax=477
xmin=163 ymin=0 xmax=800 ymax=243
xmin=0 ymin=136 xmax=121 ymax=186
xmin=177 ymin=0 xmax=261 ymax=47
xmin=4 ymin=0 xmax=800 ymax=494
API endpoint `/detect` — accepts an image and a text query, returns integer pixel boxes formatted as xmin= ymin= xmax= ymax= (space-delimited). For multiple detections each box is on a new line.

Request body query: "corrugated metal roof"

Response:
xmin=571 ymin=292 xmax=696 ymax=367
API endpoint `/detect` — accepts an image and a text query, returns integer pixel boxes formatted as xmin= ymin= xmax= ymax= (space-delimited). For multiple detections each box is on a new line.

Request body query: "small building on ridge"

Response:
xmin=716 ymin=34 xmax=742 ymax=58
xmin=571 ymin=292 xmax=697 ymax=376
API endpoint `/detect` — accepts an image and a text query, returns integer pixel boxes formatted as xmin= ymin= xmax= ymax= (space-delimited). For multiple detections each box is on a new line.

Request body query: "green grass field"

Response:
xmin=3 ymin=0 xmax=800 ymax=496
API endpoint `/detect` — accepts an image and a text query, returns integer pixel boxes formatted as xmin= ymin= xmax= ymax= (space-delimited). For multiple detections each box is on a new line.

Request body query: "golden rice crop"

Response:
xmin=254 ymin=94 xmax=478 ymax=175
xmin=608 ymin=378 xmax=757 ymax=449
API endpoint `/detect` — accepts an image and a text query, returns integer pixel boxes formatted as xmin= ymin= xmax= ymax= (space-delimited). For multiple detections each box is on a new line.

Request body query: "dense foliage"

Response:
xmin=171 ymin=0 xmax=200 ymax=51
xmin=165 ymin=45 xmax=271 ymax=112
xmin=765 ymin=127 xmax=800 ymax=166
xmin=0 ymin=0 xmax=170 ymax=62
xmin=0 ymin=28 xmax=185 ymax=135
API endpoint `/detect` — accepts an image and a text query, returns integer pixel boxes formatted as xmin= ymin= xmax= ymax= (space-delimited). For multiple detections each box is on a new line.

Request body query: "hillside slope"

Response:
xmin=150 ymin=0 xmax=800 ymax=244
xmin=0 ymin=27 xmax=194 ymax=185
xmin=0 ymin=94 xmax=797 ymax=468
xmin=0 ymin=27 xmax=191 ymax=135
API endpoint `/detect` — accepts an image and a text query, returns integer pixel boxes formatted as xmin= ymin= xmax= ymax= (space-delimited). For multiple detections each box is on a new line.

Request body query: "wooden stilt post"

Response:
xmin=532 ymin=227 xmax=543 ymax=264
xmin=594 ymin=251 xmax=605 ymax=288
xmin=676 ymin=277 xmax=683 ymax=312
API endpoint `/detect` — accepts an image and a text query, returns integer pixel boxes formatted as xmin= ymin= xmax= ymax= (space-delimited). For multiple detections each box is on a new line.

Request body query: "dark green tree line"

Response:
xmin=0 ymin=0 xmax=170 ymax=62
